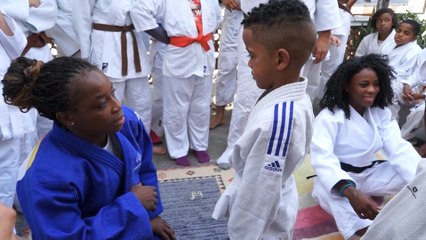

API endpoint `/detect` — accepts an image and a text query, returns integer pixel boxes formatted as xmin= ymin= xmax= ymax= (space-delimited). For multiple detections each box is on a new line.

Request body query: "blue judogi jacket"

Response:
xmin=17 ymin=106 xmax=162 ymax=239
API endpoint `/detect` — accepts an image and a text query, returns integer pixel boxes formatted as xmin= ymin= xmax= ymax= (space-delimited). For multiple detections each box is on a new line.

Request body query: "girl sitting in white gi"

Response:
xmin=3 ymin=57 xmax=175 ymax=240
xmin=213 ymin=0 xmax=317 ymax=238
xmin=355 ymin=8 xmax=397 ymax=57
xmin=310 ymin=54 xmax=421 ymax=240
xmin=387 ymin=19 xmax=422 ymax=122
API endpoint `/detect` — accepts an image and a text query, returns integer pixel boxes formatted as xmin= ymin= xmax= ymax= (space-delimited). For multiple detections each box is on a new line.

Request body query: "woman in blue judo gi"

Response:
xmin=2 ymin=57 xmax=176 ymax=240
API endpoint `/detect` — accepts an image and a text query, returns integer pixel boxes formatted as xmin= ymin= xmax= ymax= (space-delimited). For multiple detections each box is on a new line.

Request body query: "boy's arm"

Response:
xmin=312 ymin=0 xmax=340 ymax=63
xmin=130 ymin=0 xmax=166 ymax=42
xmin=227 ymin=126 xmax=286 ymax=239
xmin=0 ymin=12 xmax=27 ymax=59
xmin=312 ymin=30 xmax=331 ymax=63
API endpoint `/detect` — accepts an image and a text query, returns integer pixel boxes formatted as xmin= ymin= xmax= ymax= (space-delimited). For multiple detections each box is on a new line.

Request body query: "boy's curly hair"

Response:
xmin=319 ymin=54 xmax=394 ymax=119
xmin=242 ymin=0 xmax=316 ymax=67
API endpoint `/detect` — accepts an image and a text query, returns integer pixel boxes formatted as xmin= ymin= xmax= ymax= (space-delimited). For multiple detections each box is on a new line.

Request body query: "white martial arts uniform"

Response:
xmin=400 ymin=49 xmax=426 ymax=141
xmin=213 ymin=9 xmax=242 ymax=107
xmin=4 ymin=0 xmax=57 ymax=140
xmin=387 ymin=41 xmax=421 ymax=121
xmin=216 ymin=0 xmax=340 ymax=166
xmin=213 ymin=78 xmax=314 ymax=239
xmin=355 ymin=30 xmax=396 ymax=57
xmin=73 ymin=0 xmax=152 ymax=130
xmin=361 ymin=160 xmax=426 ymax=240
xmin=45 ymin=0 xmax=80 ymax=57
xmin=318 ymin=7 xmax=352 ymax=101
xmin=131 ymin=0 xmax=221 ymax=158
xmin=0 ymin=10 xmax=38 ymax=208
xmin=311 ymin=106 xmax=421 ymax=239
xmin=149 ymin=39 xmax=166 ymax=137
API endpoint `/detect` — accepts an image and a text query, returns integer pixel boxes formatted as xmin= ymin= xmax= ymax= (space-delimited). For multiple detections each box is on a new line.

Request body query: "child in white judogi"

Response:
xmin=311 ymin=54 xmax=421 ymax=239
xmin=400 ymin=48 xmax=426 ymax=156
xmin=355 ymin=8 xmax=397 ymax=57
xmin=209 ymin=8 xmax=243 ymax=131
xmin=130 ymin=0 xmax=221 ymax=166
xmin=212 ymin=1 xmax=316 ymax=238
xmin=387 ymin=19 xmax=422 ymax=122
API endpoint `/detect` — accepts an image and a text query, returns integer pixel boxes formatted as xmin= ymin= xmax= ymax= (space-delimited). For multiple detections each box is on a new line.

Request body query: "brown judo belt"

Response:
xmin=21 ymin=32 xmax=53 ymax=57
xmin=92 ymin=23 xmax=142 ymax=76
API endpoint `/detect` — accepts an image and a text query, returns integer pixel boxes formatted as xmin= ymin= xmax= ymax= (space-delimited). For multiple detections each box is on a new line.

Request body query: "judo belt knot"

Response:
xmin=92 ymin=23 xmax=142 ymax=76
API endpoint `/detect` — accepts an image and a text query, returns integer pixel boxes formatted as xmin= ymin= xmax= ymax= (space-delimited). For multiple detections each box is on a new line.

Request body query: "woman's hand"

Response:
xmin=130 ymin=184 xmax=158 ymax=211
xmin=151 ymin=216 xmax=176 ymax=240
xmin=343 ymin=187 xmax=380 ymax=220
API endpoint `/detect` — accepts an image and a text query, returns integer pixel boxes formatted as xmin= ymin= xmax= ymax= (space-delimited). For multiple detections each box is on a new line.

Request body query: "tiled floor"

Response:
xmin=152 ymin=107 xmax=232 ymax=170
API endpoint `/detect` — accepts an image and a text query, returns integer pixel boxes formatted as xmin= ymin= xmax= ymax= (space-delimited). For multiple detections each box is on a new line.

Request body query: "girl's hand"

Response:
xmin=150 ymin=216 xmax=176 ymax=240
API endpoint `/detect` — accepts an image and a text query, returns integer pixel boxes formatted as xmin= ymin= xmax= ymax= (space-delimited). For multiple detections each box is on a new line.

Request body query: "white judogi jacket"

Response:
xmin=362 ymin=160 xmax=426 ymax=240
xmin=355 ymin=30 xmax=396 ymax=57
xmin=389 ymin=41 xmax=421 ymax=85
xmin=400 ymin=47 xmax=426 ymax=88
xmin=130 ymin=0 xmax=222 ymax=79
xmin=311 ymin=106 xmax=420 ymax=194
xmin=12 ymin=0 xmax=57 ymax=62
xmin=45 ymin=0 xmax=79 ymax=56
xmin=0 ymin=9 xmax=37 ymax=141
xmin=213 ymin=79 xmax=314 ymax=240
xmin=73 ymin=0 xmax=151 ymax=79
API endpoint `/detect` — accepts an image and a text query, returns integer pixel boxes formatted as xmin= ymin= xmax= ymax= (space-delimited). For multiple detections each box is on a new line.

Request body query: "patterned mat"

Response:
xmin=157 ymin=164 xmax=233 ymax=240
xmin=157 ymin=161 xmax=343 ymax=240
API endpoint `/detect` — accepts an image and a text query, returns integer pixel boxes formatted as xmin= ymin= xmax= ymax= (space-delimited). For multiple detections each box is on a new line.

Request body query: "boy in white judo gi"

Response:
xmin=212 ymin=1 xmax=316 ymax=239
xmin=387 ymin=19 xmax=422 ymax=123
xmin=215 ymin=0 xmax=340 ymax=170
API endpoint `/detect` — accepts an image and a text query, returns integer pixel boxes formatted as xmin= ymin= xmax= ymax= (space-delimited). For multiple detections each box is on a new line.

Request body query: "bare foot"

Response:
xmin=153 ymin=146 xmax=167 ymax=155
xmin=210 ymin=105 xmax=225 ymax=130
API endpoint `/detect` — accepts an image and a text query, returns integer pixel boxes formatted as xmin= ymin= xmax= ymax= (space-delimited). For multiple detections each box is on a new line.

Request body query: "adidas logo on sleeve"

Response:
xmin=264 ymin=160 xmax=283 ymax=172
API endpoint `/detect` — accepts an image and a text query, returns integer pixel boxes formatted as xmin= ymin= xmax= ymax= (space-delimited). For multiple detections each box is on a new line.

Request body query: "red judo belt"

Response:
xmin=92 ymin=23 xmax=142 ymax=76
xmin=169 ymin=20 xmax=212 ymax=51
